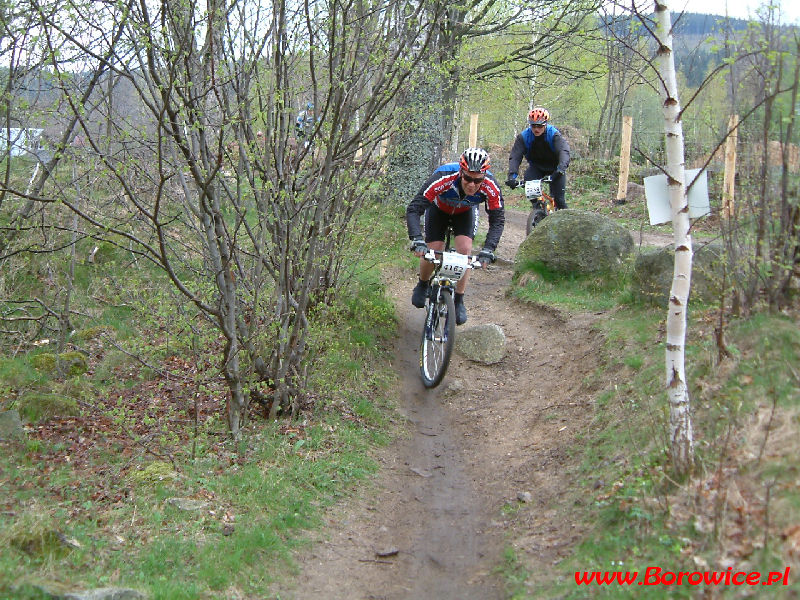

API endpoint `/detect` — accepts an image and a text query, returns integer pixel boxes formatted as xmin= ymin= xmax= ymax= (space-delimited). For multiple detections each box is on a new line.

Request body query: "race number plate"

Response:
xmin=439 ymin=251 xmax=470 ymax=282
xmin=525 ymin=179 xmax=542 ymax=199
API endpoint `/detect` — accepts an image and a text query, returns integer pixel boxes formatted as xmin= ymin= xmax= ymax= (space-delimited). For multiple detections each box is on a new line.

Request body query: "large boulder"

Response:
xmin=515 ymin=210 xmax=634 ymax=274
xmin=631 ymin=241 xmax=725 ymax=305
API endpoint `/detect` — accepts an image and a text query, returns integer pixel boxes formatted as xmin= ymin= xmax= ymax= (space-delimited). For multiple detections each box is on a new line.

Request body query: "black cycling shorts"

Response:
xmin=423 ymin=204 xmax=479 ymax=243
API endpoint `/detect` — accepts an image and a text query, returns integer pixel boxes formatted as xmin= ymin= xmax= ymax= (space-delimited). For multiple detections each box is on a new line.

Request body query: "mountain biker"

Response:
xmin=406 ymin=147 xmax=505 ymax=326
xmin=506 ymin=107 xmax=571 ymax=209
xmin=295 ymin=102 xmax=315 ymax=140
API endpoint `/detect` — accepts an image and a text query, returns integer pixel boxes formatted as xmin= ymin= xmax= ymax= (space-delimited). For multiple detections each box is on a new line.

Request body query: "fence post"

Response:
xmin=722 ymin=114 xmax=739 ymax=219
xmin=378 ymin=138 xmax=388 ymax=174
xmin=469 ymin=114 xmax=478 ymax=148
xmin=615 ymin=115 xmax=633 ymax=204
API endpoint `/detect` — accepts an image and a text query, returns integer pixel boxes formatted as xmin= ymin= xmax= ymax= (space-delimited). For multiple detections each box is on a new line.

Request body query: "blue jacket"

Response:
xmin=508 ymin=124 xmax=571 ymax=178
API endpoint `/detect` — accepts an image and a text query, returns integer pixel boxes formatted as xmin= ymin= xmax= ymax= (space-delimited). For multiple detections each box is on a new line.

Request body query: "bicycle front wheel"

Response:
xmin=419 ymin=288 xmax=456 ymax=388
xmin=526 ymin=208 xmax=547 ymax=235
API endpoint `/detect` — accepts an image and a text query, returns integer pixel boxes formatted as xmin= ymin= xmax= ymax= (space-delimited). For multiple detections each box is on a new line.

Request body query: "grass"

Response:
xmin=512 ymin=259 xmax=633 ymax=312
xmin=0 ymin=202 xmax=405 ymax=599
xmin=507 ymin=249 xmax=800 ymax=599
xmin=3 ymin=162 xmax=798 ymax=598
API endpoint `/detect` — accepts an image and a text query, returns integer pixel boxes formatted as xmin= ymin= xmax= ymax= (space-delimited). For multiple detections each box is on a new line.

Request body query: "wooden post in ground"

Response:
xmin=378 ymin=138 xmax=387 ymax=173
xmin=615 ymin=115 xmax=633 ymax=204
xmin=469 ymin=114 xmax=478 ymax=148
xmin=722 ymin=114 xmax=739 ymax=219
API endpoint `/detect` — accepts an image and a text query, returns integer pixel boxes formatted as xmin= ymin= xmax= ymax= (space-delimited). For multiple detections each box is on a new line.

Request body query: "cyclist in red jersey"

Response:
xmin=406 ymin=147 xmax=505 ymax=326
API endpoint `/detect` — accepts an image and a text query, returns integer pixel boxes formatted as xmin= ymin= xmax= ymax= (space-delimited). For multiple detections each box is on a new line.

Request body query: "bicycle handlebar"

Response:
xmin=507 ymin=175 xmax=552 ymax=189
xmin=423 ymin=249 xmax=483 ymax=269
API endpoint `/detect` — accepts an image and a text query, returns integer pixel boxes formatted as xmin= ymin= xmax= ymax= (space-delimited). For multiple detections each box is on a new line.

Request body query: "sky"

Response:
xmin=671 ymin=0 xmax=800 ymax=23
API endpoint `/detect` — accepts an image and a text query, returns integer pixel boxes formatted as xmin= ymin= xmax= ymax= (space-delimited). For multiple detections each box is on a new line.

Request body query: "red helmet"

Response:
xmin=528 ymin=107 xmax=550 ymax=125
xmin=459 ymin=147 xmax=490 ymax=172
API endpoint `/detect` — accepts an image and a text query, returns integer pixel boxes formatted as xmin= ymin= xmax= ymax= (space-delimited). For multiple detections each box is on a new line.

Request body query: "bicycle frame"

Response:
xmin=524 ymin=177 xmax=556 ymax=212
xmin=524 ymin=176 xmax=555 ymax=234
xmin=423 ymin=248 xmax=470 ymax=340
xmin=418 ymin=249 xmax=480 ymax=388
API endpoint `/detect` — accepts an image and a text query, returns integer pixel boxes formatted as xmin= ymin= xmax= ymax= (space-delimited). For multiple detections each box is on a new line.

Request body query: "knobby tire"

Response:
xmin=419 ymin=288 xmax=456 ymax=388
xmin=526 ymin=208 xmax=547 ymax=236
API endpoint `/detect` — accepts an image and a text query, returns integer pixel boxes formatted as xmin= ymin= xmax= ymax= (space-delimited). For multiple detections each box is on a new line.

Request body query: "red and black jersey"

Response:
xmin=406 ymin=162 xmax=505 ymax=251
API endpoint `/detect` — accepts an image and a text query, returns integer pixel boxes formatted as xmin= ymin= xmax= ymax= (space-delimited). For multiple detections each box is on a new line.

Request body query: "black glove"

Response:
xmin=551 ymin=169 xmax=564 ymax=181
xmin=409 ymin=237 xmax=427 ymax=254
xmin=505 ymin=177 xmax=519 ymax=189
xmin=477 ymin=248 xmax=496 ymax=266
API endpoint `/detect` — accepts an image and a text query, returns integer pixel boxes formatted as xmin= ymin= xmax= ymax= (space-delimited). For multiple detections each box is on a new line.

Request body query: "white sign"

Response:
xmin=644 ymin=168 xmax=711 ymax=226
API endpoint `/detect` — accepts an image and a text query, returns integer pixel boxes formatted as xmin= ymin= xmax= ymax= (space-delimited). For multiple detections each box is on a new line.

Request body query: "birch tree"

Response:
xmin=652 ymin=0 xmax=694 ymax=475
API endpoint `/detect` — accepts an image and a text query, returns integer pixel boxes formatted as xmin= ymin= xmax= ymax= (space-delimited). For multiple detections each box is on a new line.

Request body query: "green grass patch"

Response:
xmin=0 ymin=200 xmax=402 ymax=599
xmin=506 ymin=246 xmax=800 ymax=598
xmin=512 ymin=259 xmax=632 ymax=312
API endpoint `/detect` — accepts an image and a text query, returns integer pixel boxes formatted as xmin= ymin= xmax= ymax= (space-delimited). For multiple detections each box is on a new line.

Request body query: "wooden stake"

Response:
xmin=722 ymin=114 xmax=739 ymax=219
xmin=469 ymin=114 xmax=478 ymax=148
xmin=616 ymin=115 xmax=633 ymax=204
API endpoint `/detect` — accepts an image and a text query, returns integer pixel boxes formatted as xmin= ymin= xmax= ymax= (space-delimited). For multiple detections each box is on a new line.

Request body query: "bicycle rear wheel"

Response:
xmin=419 ymin=288 xmax=456 ymax=388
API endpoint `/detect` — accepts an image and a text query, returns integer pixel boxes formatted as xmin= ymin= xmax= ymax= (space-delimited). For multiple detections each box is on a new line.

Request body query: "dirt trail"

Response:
xmin=272 ymin=209 xmax=603 ymax=599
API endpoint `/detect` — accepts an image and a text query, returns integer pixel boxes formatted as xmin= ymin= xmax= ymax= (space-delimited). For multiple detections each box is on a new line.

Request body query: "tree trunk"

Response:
xmin=654 ymin=1 xmax=694 ymax=477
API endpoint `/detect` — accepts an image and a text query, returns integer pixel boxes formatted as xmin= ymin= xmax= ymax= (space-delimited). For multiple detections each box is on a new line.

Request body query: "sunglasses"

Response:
xmin=530 ymin=123 xmax=546 ymax=129
xmin=462 ymin=173 xmax=485 ymax=184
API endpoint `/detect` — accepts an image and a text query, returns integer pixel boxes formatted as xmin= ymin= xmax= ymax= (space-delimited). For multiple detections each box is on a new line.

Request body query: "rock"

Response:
xmin=0 ymin=409 xmax=25 ymax=440
xmin=64 ymin=588 xmax=149 ymax=600
xmin=443 ymin=379 xmax=464 ymax=396
xmin=166 ymin=497 xmax=209 ymax=511
xmin=625 ymin=181 xmax=646 ymax=203
xmin=455 ymin=323 xmax=505 ymax=364
xmin=30 ymin=351 xmax=89 ymax=377
xmin=517 ymin=491 xmax=533 ymax=503
xmin=631 ymin=241 xmax=725 ymax=305
xmin=15 ymin=392 xmax=79 ymax=424
xmin=515 ymin=210 xmax=634 ymax=274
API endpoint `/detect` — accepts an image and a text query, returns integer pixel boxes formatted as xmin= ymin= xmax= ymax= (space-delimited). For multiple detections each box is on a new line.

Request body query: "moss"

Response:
xmin=129 ymin=461 xmax=179 ymax=485
xmin=30 ymin=353 xmax=57 ymax=373
xmin=14 ymin=392 xmax=79 ymax=423
xmin=72 ymin=326 xmax=110 ymax=341
xmin=1 ymin=506 xmax=72 ymax=558
xmin=30 ymin=351 xmax=88 ymax=377
xmin=58 ymin=352 xmax=88 ymax=376
xmin=57 ymin=376 xmax=96 ymax=402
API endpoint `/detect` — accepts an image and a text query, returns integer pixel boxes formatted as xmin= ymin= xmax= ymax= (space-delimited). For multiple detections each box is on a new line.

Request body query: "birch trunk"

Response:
xmin=654 ymin=1 xmax=694 ymax=476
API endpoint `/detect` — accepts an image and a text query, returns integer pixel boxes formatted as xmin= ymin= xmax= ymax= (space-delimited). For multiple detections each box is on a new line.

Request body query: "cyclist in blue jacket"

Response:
xmin=295 ymin=102 xmax=315 ymax=140
xmin=506 ymin=107 xmax=571 ymax=209
xmin=406 ymin=147 xmax=505 ymax=326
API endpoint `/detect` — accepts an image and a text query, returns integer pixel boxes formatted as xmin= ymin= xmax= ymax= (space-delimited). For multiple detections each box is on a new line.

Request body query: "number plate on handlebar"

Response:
xmin=438 ymin=251 xmax=470 ymax=282
xmin=525 ymin=179 xmax=543 ymax=199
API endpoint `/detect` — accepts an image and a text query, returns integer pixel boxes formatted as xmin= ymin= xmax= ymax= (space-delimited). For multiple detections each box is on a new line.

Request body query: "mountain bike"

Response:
xmin=418 ymin=248 xmax=482 ymax=388
xmin=521 ymin=175 xmax=556 ymax=235
xmin=507 ymin=176 xmax=556 ymax=236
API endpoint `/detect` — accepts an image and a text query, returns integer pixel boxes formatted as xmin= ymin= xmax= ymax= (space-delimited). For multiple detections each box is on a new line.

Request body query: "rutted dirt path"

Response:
xmin=271 ymin=209 xmax=605 ymax=599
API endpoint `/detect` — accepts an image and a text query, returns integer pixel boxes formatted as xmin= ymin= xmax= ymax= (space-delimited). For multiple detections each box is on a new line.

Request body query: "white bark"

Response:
xmin=654 ymin=1 xmax=694 ymax=475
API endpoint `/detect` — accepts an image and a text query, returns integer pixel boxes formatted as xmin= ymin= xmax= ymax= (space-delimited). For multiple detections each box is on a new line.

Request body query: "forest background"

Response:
xmin=0 ymin=0 xmax=799 ymax=597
